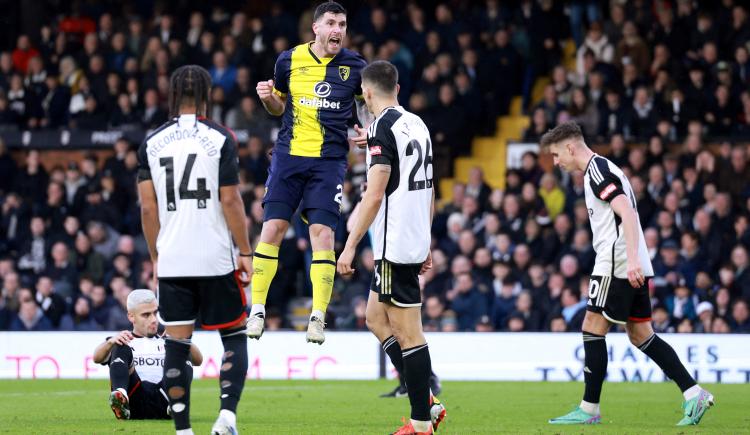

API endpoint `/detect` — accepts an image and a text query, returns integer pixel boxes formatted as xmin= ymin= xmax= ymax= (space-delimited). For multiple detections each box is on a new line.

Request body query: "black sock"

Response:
xmin=109 ymin=344 xmax=133 ymax=392
xmin=219 ymin=328 xmax=248 ymax=413
xmin=402 ymin=344 xmax=432 ymax=422
xmin=582 ymin=331 xmax=607 ymax=404
xmin=637 ymin=334 xmax=696 ymax=392
xmin=164 ymin=337 xmax=193 ymax=431
xmin=382 ymin=336 xmax=406 ymax=387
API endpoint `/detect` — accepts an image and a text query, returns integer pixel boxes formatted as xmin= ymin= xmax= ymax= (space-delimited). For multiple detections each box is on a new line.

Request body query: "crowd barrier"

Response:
xmin=2 ymin=332 xmax=748 ymax=383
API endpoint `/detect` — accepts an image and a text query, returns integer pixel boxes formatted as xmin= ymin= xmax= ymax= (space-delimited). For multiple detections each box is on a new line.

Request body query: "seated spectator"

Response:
xmin=59 ymin=296 xmax=102 ymax=331
xmin=44 ymin=241 xmax=78 ymax=298
xmin=665 ymin=284 xmax=697 ymax=323
xmin=475 ymin=315 xmax=493 ymax=332
xmin=491 ymin=281 xmax=517 ymax=330
xmin=511 ymin=290 xmax=542 ymax=331
xmin=711 ymin=316 xmax=731 ymax=333
xmin=106 ymin=283 xmax=132 ymax=331
xmin=694 ymin=301 xmax=714 ymax=333
xmin=422 ymin=295 xmax=446 ymax=332
xmin=523 ymin=107 xmax=550 ymax=142
xmin=10 ymin=296 xmax=53 ymax=331
xmin=549 ymin=315 xmax=567 ymax=332
xmin=729 ymin=299 xmax=750 ymax=333
xmin=446 ymin=272 xmax=485 ymax=331
xmin=538 ymin=173 xmax=565 ymax=220
xmin=652 ymin=305 xmax=673 ymax=333
xmin=676 ymin=317 xmax=694 ymax=333
xmin=33 ymin=276 xmax=66 ymax=328
xmin=559 ymin=286 xmax=586 ymax=331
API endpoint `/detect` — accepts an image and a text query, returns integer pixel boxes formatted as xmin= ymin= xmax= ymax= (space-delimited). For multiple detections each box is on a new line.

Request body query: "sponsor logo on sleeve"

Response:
xmin=599 ymin=183 xmax=617 ymax=200
xmin=370 ymin=146 xmax=382 ymax=156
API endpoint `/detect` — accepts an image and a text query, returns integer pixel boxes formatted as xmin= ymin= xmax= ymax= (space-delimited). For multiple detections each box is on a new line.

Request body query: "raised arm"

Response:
xmin=256 ymin=79 xmax=286 ymax=117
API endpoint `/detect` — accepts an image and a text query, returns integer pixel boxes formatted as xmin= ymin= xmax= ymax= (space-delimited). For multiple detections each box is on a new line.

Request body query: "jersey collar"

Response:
xmin=307 ymin=42 xmax=335 ymax=65
xmin=584 ymin=153 xmax=597 ymax=174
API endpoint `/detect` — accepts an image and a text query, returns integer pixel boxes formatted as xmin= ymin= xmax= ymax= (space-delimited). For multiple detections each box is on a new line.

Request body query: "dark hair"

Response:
xmin=539 ymin=121 xmax=583 ymax=149
xmin=314 ymin=1 xmax=347 ymax=21
xmin=361 ymin=60 xmax=399 ymax=94
xmin=168 ymin=65 xmax=212 ymax=118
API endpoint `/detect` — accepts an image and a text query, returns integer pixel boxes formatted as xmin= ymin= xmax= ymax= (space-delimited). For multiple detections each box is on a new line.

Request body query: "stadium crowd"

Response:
xmin=1 ymin=1 xmax=750 ymax=334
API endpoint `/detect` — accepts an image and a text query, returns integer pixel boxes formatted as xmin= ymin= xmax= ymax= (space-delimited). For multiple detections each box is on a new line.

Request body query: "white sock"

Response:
xmin=579 ymin=400 xmax=600 ymax=415
xmin=411 ymin=419 xmax=431 ymax=432
xmin=683 ymin=384 xmax=702 ymax=400
xmin=219 ymin=409 xmax=236 ymax=427
xmin=175 ymin=429 xmax=194 ymax=435
xmin=311 ymin=309 xmax=325 ymax=321
xmin=250 ymin=304 xmax=265 ymax=317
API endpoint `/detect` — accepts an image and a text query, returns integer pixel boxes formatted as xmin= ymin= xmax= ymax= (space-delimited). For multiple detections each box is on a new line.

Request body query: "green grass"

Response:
xmin=0 ymin=379 xmax=747 ymax=434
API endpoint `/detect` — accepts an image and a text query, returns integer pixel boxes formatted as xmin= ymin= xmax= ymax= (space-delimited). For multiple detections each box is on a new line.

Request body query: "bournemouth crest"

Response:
xmin=339 ymin=65 xmax=350 ymax=81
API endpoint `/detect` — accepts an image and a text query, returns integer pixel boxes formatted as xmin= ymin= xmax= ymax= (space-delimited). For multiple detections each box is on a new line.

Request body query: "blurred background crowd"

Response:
xmin=1 ymin=0 xmax=749 ymax=335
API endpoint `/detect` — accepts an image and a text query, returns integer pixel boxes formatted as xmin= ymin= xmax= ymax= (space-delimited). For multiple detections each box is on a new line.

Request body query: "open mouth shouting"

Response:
xmin=328 ymin=35 xmax=342 ymax=51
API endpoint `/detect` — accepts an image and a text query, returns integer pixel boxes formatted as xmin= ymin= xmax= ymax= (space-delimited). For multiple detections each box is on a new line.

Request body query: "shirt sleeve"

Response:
xmin=272 ymin=51 xmax=290 ymax=97
xmin=136 ymin=140 xmax=151 ymax=182
xmin=368 ymin=123 xmax=398 ymax=167
xmin=589 ymin=158 xmax=625 ymax=203
xmin=218 ymin=129 xmax=240 ymax=186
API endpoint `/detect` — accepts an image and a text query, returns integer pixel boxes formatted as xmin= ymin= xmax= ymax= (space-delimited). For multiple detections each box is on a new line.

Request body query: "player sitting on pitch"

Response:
xmin=93 ymin=289 xmax=202 ymax=420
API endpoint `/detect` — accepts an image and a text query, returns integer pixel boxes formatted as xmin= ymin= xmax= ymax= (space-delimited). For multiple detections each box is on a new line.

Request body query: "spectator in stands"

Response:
xmin=225 ymin=96 xmax=272 ymax=139
xmin=694 ymin=301 xmax=714 ymax=333
xmin=59 ymin=295 xmax=102 ymax=331
xmin=446 ymin=272 xmax=485 ymax=331
xmin=729 ymin=299 xmax=750 ymax=332
xmin=33 ymin=276 xmax=66 ymax=328
xmin=106 ymin=282 xmax=131 ymax=331
xmin=45 ymin=241 xmax=78 ymax=298
xmin=10 ymin=295 xmax=53 ymax=331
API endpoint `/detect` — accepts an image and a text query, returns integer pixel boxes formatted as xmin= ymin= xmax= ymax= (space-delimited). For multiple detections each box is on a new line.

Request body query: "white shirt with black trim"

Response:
xmin=102 ymin=334 xmax=166 ymax=384
xmin=366 ymin=106 xmax=433 ymax=264
xmin=137 ymin=114 xmax=240 ymax=278
xmin=583 ymin=154 xmax=654 ymax=278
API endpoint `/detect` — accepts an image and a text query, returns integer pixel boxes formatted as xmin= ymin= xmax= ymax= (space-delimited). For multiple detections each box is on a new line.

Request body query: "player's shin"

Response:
xmin=402 ymin=343 xmax=432 ymax=432
xmin=582 ymin=331 xmax=607 ymax=415
xmin=637 ymin=334 xmax=697 ymax=395
xmin=109 ymin=344 xmax=133 ymax=392
xmin=382 ymin=335 xmax=405 ymax=382
xmin=250 ymin=242 xmax=280 ymax=309
xmin=164 ymin=337 xmax=193 ymax=431
xmin=310 ymin=250 xmax=336 ymax=317
xmin=219 ymin=327 xmax=248 ymax=415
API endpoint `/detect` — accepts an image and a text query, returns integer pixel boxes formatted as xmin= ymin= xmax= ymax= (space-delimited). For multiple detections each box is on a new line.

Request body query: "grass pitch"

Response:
xmin=0 ymin=379 xmax=747 ymax=434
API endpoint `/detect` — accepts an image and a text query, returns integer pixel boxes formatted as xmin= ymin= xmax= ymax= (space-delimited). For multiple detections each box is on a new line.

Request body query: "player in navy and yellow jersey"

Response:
xmin=250 ymin=1 xmax=373 ymax=344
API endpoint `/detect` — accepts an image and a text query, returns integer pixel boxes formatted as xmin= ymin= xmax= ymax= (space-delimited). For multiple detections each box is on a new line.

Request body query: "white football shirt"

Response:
xmin=103 ymin=334 xmax=165 ymax=384
xmin=138 ymin=114 xmax=240 ymax=278
xmin=366 ymin=106 xmax=433 ymax=264
xmin=583 ymin=154 xmax=654 ymax=278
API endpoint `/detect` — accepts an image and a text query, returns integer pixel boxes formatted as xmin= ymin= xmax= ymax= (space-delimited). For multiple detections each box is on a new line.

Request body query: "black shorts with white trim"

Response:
xmin=372 ymin=259 xmax=422 ymax=307
xmin=586 ymin=275 xmax=652 ymax=324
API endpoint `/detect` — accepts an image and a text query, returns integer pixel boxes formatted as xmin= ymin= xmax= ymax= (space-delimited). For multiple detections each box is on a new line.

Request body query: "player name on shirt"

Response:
xmin=137 ymin=114 xmax=240 ymax=278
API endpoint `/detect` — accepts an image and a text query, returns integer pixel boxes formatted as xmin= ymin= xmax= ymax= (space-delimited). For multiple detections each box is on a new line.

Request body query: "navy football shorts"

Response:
xmin=262 ymin=152 xmax=347 ymax=230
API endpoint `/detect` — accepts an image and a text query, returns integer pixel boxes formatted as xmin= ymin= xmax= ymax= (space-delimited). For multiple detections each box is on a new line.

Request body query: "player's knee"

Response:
xmin=365 ymin=312 xmax=386 ymax=336
xmin=627 ymin=326 xmax=652 ymax=346
xmin=309 ymin=224 xmax=333 ymax=246
xmin=261 ymin=220 xmax=287 ymax=243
